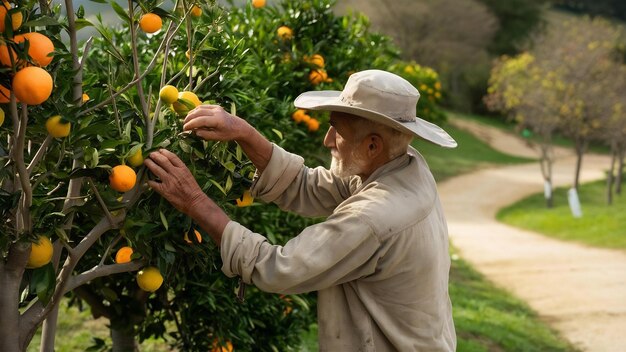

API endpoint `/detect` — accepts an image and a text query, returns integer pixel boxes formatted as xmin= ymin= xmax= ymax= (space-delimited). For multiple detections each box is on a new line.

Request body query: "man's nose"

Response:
xmin=323 ymin=126 xmax=336 ymax=148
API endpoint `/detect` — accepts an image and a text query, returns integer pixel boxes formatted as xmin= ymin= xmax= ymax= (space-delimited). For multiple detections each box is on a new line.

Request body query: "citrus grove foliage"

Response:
xmin=485 ymin=15 xmax=626 ymax=206
xmin=0 ymin=0 xmax=447 ymax=351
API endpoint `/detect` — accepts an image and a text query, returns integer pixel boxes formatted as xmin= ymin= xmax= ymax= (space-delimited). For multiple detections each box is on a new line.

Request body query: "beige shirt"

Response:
xmin=221 ymin=144 xmax=456 ymax=351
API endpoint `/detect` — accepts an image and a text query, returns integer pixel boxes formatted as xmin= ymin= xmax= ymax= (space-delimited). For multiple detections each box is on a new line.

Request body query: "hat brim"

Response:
xmin=294 ymin=91 xmax=457 ymax=148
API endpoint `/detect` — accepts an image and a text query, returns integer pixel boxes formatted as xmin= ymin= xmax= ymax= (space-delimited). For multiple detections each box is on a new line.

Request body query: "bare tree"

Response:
xmin=334 ymin=0 xmax=499 ymax=110
xmin=532 ymin=16 xmax=623 ymax=190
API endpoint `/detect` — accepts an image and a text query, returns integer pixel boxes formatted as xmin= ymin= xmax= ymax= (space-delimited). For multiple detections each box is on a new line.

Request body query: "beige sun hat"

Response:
xmin=294 ymin=69 xmax=457 ymax=148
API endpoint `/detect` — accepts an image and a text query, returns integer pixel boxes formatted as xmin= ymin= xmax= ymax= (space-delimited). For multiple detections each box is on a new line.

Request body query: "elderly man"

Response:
xmin=144 ymin=70 xmax=457 ymax=351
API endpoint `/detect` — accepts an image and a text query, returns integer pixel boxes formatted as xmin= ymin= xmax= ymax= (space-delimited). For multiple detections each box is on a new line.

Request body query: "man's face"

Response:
xmin=324 ymin=112 xmax=367 ymax=178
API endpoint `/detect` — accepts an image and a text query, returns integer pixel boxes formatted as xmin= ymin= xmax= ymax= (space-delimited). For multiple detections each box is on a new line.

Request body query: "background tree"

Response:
xmin=485 ymin=53 xmax=562 ymax=207
xmin=595 ymin=64 xmax=626 ymax=204
xmin=532 ymin=16 xmax=624 ymax=190
xmin=477 ymin=0 xmax=548 ymax=55
xmin=550 ymin=0 xmax=626 ymax=21
xmin=334 ymin=0 xmax=498 ymax=112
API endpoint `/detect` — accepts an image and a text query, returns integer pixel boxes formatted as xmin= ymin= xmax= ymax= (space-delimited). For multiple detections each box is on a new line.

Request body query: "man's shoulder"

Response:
xmin=339 ymin=177 xmax=439 ymax=240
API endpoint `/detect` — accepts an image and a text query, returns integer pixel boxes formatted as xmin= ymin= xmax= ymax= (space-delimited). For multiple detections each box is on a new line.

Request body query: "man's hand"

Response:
xmin=184 ymin=104 xmax=274 ymax=174
xmin=144 ymin=149 xmax=205 ymax=215
xmin=184 ymin=105 xmax=248 ymax=142
xmin=144 ymin=149 xmax=230 ymax=245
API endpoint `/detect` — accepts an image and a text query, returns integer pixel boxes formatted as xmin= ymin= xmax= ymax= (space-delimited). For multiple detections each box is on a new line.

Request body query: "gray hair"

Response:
xmin=350 ymin=117 xmax=413 ymax=159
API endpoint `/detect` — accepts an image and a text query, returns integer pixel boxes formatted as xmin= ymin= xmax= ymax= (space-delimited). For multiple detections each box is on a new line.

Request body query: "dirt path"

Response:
xmin=440 ymin=118 xmax=626 ymax=352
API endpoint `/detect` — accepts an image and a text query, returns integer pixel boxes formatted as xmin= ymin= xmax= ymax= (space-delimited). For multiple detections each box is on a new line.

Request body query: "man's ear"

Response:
xmin=364 ymin=133 xmax=384 ymax=159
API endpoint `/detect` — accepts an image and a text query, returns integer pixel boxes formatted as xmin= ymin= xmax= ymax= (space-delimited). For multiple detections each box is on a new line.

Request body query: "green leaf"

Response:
xmin=209 ymin=179 xmax=226 ymax=195
xmin=271 ymin=129 xmax=283 ymax=140
xmin=123 ymin=121 xmax=132 ymax=142
xmin=235 ymin=144 xmax=243 ymax=162
xmin=101 ymin=287 xmax=118 ymax=301
xmin=164 ymin=241 xmax=176 ymax=252
xmin=225 ymin=175 xmax=233 ymax=193
xmin=76 ymin=5 xmax=85 ymax=18
xmin=54 ymin=227 xmax=69 ymax=243
xmin=22 ymin=16 xmax=62 ymax=27
xmin=110 ymin=1 xmax=130 ymax=23
xmin=223 ymin=161 xmax=235 ymax=173
xmin=159 ymin=211 xmax=169 ymax=230
xmin=128 ymin=143 xmax=144 ymax=157
xmin=84 ymin=147 xmax=99 ymax=168
xmin=30 ymin=264 xmax=56 ymax=306
xmin=75 ymin=18 xmax=94 ymax=31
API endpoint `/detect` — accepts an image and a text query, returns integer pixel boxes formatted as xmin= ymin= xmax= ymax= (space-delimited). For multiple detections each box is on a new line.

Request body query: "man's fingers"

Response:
xmin=144 ymin=156 xmax=169 ymax=179
xmin=157 ymin=149 xmax=186 ymax=168
xmin=147 ymin=179 xmax=163 ymax=193
xmin=184 ymin=104 xmax=221 ymax=124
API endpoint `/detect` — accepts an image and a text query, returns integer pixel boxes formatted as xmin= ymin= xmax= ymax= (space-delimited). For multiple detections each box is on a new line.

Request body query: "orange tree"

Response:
xmin=1 ymin=0 xmax=448 ymax=351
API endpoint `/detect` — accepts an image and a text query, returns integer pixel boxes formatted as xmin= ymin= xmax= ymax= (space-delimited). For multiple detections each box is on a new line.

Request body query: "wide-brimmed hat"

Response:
xmin=294 ymin=69 xmax=457 ymax=148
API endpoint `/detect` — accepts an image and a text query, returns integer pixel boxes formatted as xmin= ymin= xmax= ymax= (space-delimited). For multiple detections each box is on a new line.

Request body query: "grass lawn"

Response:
xmin=497 ymin=180 xmax=626 ymax=250
xmin=27 ymin=300 xmax=173 ymax=352
xmin=450 ymin=249 xmax=576 ymax=352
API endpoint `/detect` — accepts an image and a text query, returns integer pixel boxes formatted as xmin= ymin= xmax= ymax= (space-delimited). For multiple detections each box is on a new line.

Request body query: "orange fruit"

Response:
xmin=159 ymin=85 xmax=178 ymax=104
xmin=12 ymin=66 xmax=53 ymax=105
xmin=0 ymin=32 xmax=55 ymax=67
xmin=109 ymin=165 xmax=137 ymax=192
xmin=115 ymin=246 xmax=134 ymax=264
xmin=45 ymin=115 xmax=71 ymax=138
xmin=306 ymin=118 xmax=320 ymax=132
xmin=136 ymin=266 xmax=163 ymax=292
xmin=306 ymin=54 xmax=325 ymax=68
xmin=172 ymin=91 xmax=201 ymax=116
xmin=277 ymin=26 xmax=293 ymax=40
xmin=139 ymin=13 xmax=162 ymax=34
xmin=291 ymin=109 xmax=307 ymax=123
xmin=0 ymin=2 xmax=22 ymax=33
xmin=309 ymin=69 xmax=327 ymax=85
xmin=0 ymin=83 xmax=15 ymax=103
xmin=26 ymin=236 xmax=53 ymax=269
xmin=236 ymin=190 xmax=254 ymax=207
xmin=184 ymin=229 xmax=202 ymax=244
xmin=251 ymin=0 xmax=266 ymax=8
xmin=190 ymin=5 xmax=202 ymax=17
xmin=211 ymin=340 xmax=234 ymax=352
xmin=82 ymin=93 xmax=89 ymax=102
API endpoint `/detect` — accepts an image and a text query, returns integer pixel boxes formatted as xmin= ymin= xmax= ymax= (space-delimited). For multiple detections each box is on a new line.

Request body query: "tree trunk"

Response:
xmin=0 ymin=242 xmax=31 ymax=352
xmin=39 ymin=304 xmax=60 ymax=352
xmin=573 ymin=139 xmax=586 ymax=190
xmin=617 ymin=147 xmax=624 ymax=195
xmin=607 ymin=149 xmax=616 ymax=205
xmin=0 ymin=268 xmax=22 ymax=351
xmin=539 ymin=141 xmax=554 ymax=208
xmin=111 ymin=328 xmax=138 ymax=352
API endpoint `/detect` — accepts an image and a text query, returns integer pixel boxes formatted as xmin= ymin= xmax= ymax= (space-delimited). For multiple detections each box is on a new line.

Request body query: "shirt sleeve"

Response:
xmin=220 ymin=210 xmax=381 ymax=294
xmin=250 ymin=144 xmax=356 ymax=217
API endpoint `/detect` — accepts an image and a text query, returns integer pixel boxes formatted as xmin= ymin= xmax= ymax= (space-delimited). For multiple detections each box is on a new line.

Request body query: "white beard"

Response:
xmin=330 ymin=153 xmax=366 ymax=178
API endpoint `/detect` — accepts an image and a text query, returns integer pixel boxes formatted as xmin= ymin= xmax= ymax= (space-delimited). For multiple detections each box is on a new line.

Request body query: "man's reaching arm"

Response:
xmin=183 ymin=105 xmax=273 ymax=174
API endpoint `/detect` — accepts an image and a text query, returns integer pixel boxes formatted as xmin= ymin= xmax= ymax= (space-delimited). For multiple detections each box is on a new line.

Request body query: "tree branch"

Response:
xmin=78 ymin=21 xmax=181 ymax=118
xmin=65 ymin=261 xmax=145 ymax=294
xmin=26 ymin=135 xmax=52 ymax=175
